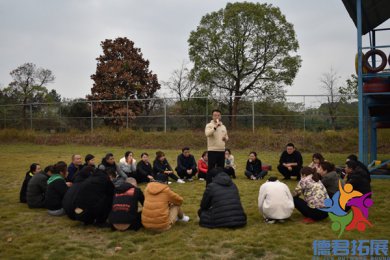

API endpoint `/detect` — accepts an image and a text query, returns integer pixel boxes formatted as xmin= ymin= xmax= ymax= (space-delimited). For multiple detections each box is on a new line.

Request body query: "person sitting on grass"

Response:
xmin=153 ymin=151 xmax=185 ymax=184
xmin=197 ymin=151 xmax=208 ymax=181
xmin=119 ymin=151 xmax=137 ymax=178
xmin=258 ymin=176 xmax=294 ymax=224
xmin=67 ymin=154 xmax=83 ymax=182
xmin=198 ymin=169 xmax=247 ymax=228
xmin=293 ymin=167 xmax=329 ymax=223
xmin=20 ymin=163 xmax=41 ymax=203
xmin=83 ymin=154 xmax=96 ymax=168
xmin=109 ymin=177 xmax=145 ymax=231
xmin=175 ymin=147 xmax=198 ymax=182
xmin=277 ymin=143 xmax=303 ymax=181
xmin=98 ymin=153 xmax=127 ymax=179
xmin=45 ymin=161 xmax=72 ymax=216
xmin=26 ymin=165 xmax=53 ymax=208
xmin=62 ymin=166 xmax=94 ymax=220
xmin=346 ymin=154 xmax=371 ymax=182
xmin=136 ymin=153 xmax=154 ymax=184
xmin=73 ymin=168 xmax=115 ymax=226
xmin=245 ymin=152 xmax=267 ymax=180
xmin=318 ymin=161 xmax=341 ymax=198
xmin=345 ymin=160 xmax=371 ymax=195
xmin=142 ymin=173 xmax=190 ymax=232
xmin=308 ymin=153 xmax=325 ymax=172
xmin=224 ymin=149 xmax=236 ymax=179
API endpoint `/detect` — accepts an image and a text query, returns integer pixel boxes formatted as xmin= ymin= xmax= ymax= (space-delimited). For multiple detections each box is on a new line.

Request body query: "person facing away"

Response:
xmin=277 ymin=143 xmax=303 ymax=181
xmin=153 ymin=151 xmax=185 ymax=184
xmin=318 ymin=161 xmax=342 ymax=198
xmin=119 ymin=151 xmax=137 ymax=178
xmin=45 ymin=161 xmax=71 ymax=216
xmin=308 ymin=153 xmax=325 ymax=172
xmin=142 ymin=173 xmax=190 ymax=231
xmin=109 ymin=177 xmax=145 ymax=231
xmin=136 ymin=152 xmax=155 ymax=184
xmin=258 ymin=177 xmax=294 ymax=224
xmin=224 ymin=149 xmax=236 ymax=179
xmin=98 ymin=153 xmax=127 ymax=179
xmin=198 ymin=170 xmax=246 ymax=228
xmin=73 ymin=168 xmax=115 ymax=226
xmin=245 ymin=152 xmax=267 ymax=180
xmin=175 ymin=147 xmax=198 ymax=182
xmin=67 ymin=154 xmax=83 ymax=182
xmin=293 ymin=167 xmax=329 ymax=223
xmin=345 ymin=160 xmax=371 ymax=195
xmin=205 ymin=109 xmax=228 ymax=185
xmin=26 ymin=165 xmax=53 ymax=208
xmin=20 ymin=163 xmax=41 ymax=203
xmin=197 ymin=151 xmax=208 ymax=181
xmin=62 ymin=166 xmax=94 ymax=220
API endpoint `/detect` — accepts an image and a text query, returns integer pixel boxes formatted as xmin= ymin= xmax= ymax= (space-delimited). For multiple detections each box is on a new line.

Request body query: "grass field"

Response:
xmin=0 ymin=144 xmax=389 ymax=259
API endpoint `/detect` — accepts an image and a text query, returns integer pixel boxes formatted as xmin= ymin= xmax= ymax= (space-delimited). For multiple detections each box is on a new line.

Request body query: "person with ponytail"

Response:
xmin=293 ymin=167 xmax=329 ymax=223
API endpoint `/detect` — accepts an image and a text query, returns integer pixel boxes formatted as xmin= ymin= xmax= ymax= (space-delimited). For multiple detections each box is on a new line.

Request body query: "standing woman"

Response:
xmin=293 ymin=167 xmax=329 ymax=223
xmin=153 ymin=151 xmax=185 ymax=184
xmin=224 ymin=149 xmax=236 ymax=178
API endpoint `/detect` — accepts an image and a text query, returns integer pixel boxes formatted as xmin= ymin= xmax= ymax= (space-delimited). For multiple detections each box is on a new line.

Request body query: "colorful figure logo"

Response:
xmin=320 ymin=180 xmax=373 ymax=237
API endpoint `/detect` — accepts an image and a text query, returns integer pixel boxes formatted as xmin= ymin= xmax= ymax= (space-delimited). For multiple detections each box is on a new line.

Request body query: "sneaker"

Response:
xmin=187 ymin=178 xmax=193 ymax=182
xmin=177 ymin=179 xmax=185 ymax=184
xmin=302 ymin=217 xmax=315 ymax=224
xmin=198 ymin=178 xmax=205 ymax=181
xmin=168 ymin=181 xmax=172 ymax=185
xmin=250 ymin=176 xmax=256 ymax=180
xmin=178 ymin=215 xmax=190 ymax=222
xmin=265 ymin=218 xmax=276 ymax=224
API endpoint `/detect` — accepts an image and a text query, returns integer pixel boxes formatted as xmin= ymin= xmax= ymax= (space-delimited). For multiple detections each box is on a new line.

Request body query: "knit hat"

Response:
xmin=85 ymin=154 xmax=95 ymax=163
xmin=154 ymin=173 xmax=168 ymax=184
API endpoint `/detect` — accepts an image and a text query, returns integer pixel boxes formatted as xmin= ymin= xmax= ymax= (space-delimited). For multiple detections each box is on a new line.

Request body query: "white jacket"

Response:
xmin=119 ymin=157 xmax=137 ymax=174
xmin=258 ymin=180 xmax=294 ymax=220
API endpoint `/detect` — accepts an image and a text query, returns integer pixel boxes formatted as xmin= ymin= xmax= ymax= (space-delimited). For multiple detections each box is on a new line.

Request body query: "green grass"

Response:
xmin=0 ymin=144 xmax=389 ymax=259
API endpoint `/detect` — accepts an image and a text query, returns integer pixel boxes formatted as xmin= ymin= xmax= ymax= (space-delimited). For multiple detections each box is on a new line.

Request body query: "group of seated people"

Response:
xmin=18 ymin=143 xmax=372 ymax=231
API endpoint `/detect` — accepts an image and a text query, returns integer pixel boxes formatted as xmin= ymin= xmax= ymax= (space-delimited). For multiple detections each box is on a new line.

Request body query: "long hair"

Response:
xmin=300 ymin=166 xmax=320 ymax=182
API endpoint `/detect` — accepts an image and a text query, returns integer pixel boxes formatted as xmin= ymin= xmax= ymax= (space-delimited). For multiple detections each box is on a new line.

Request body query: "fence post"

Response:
xmin=30 ymin=104 xmax=33 ymax=130
xmin=3 ymin=108 xmax=6 ymax=129
xmin=303 ymin=95 xmax=306 ymax=132
xmin=164 ymin=98 xmax=167 ymax=133
xmin=252 ymin=97 xmax=255 ymax=133
xmin=205 ymin=96 xmax=208 ymax=124
xmin=90 ymin=101 xmax=94 ymax=133
xmin=126 ymin=100 xmax=129 ymax=129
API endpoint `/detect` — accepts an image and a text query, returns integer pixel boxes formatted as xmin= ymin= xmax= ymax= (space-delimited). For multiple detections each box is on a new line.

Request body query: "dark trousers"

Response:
xmin=278 ymin=165 xmax=301 ymax=180
xmin=177 ymin=169 xmax=197 ymax=179
xmin=207 ymin=151 xmax=225 ymax=184
xmin=245 ymin=170 xmax=268 ymax=179
xmin=293 ymin=197 xmax=328 ymax=220
xmin=75 ymin=197 xmax=112 ymax=225
xmin=198 ymin=171 xmax=207 ymax=179
xmin=167 ymin=173 xmax=179 ymax=181
xmin=224 ymin=167 xmax=236 ymax=178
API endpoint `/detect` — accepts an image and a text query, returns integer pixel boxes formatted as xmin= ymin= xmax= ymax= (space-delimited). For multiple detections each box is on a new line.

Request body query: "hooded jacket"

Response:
xmin=199 ymin=173 xmax=247 ymax=228
xmin=108 ymin=182 xmax=144 ymax=225
xmin=205 ymin=120 xmax=228 ymax=151
xmin=142 ymin=181 xmax=183 ymax=230
xmin=26 ymin=171 xmax=50 ymax=208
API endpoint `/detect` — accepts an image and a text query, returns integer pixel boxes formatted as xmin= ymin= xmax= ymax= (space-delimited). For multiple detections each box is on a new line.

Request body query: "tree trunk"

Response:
xmin=231 ymin=96 xmax=241 ymax=129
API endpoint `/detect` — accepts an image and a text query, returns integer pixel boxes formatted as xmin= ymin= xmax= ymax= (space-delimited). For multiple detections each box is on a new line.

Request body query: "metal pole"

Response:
xmin=90 ymin=102 xmax=94 ymax=133
xmin=357 ymin=0 xmax=365 ymax=164
xmin=30 ymin=104 xmax=33 ymax=130
xmin=164 ymin=98 xmax=167 ymax=133
xmin=252 ymin=97 xmax=255 ymax=133
xmin=205 ymin=96 xmax=208 ymax=124
xmin=303 ymin=96 xmax=306 ymax=132
xmin=126 ymin=100 xmax=129 ymax=129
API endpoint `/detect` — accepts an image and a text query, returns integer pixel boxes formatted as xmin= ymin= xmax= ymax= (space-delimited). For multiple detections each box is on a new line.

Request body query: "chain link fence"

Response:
xmin=0 ymin=95 xmax=358 ymax=132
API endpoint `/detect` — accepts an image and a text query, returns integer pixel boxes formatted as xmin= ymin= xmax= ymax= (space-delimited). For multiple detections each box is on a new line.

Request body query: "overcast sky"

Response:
xmin=0 ymin=0 xmax=389 ymax=100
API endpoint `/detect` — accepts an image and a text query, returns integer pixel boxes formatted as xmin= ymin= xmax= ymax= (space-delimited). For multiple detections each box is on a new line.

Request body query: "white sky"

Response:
xmin=0 ymin=0 xmax=389 ymax=100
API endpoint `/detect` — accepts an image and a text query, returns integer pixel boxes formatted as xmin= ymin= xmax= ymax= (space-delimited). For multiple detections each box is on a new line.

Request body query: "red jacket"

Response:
xmin=198 ymin=159 xmax=208 ymax=174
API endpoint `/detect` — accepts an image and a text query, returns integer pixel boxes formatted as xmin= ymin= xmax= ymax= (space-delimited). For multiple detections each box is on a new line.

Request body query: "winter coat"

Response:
xmin=98 ymin=162 xmax=127 ymax=179
xmin=205 ymin=120 xmax=228 ymax=151
xmin=246 ymin=159 xmax=262 ymax=175
xmin=45 ymin=174 xmax=68 ymax=210
xmin=198 ymin=158 xmax=208 ymax=174
xmin=153 ymin=159 xmax=173 ymax=175
xmin=26 ymin=172 xmax=50 ymax=208
xmin=176 ymin=154 xmax=197 ymax=172
xmin=67 ymin=163 xmax=83 ymax=182
xmin=108 ymin=182 xmax=144 ymax=225
xmin=119 ymin=157 xmax=137 ymax=176
xmin=137 ymin=160 xmax=154 ymax=178
xmin=321 ymin=171 xmax=341 ymax=198
xmin=62 ymin=172 xmax=90 ymax=220
xmin=294 ymin=174 xmax=329 ymax=209
xmin=199 ymin=173 xmax=247 ymax=228
xmin=142 ymin=182 xmax=183 ymax=230
xmin=347 ymin=170 xmax=371 ymax=195
xmin=258 ymin=180 xmax=294 ymax=220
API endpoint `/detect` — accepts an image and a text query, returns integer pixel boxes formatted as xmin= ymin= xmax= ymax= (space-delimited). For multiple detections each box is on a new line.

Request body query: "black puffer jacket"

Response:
xmin=199 ymin=173 xmax=247 ymax=228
